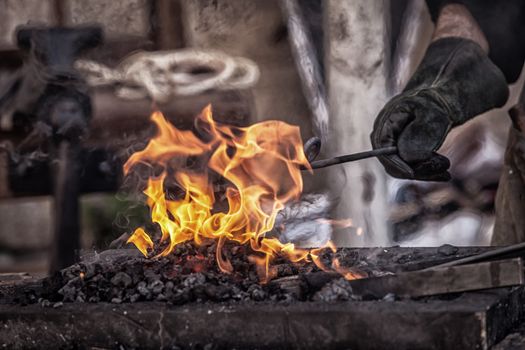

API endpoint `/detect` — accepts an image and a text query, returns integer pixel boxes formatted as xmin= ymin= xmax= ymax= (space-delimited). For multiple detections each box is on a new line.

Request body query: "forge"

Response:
xmin=1 ymin=43 xmax=524 ymax=349
xmin=2 ymin=1 xmax=525 ymax=349
xmin=2 ymin=246 xmax=525 ymax=349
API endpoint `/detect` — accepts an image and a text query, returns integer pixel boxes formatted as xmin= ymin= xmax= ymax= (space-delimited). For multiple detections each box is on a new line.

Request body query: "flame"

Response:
xmin=127 ymin=227 xmax=154 ymax=256
xmin=125 ymin=106 xmax=359 ymax=282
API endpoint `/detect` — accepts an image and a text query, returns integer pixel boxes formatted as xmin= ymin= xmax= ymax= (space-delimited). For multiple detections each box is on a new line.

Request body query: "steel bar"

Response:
xmin=302 ymin=146 xmax=397 ymax=170
xmin=348 ymin=258 xmax=524 ymax=298
xmin=428 ymin=242 xmax=525 ymax=270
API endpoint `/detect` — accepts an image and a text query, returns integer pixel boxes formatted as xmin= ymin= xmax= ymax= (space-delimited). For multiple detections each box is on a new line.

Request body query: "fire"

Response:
xmin=124 ymin=106 xmax=360 ymax=282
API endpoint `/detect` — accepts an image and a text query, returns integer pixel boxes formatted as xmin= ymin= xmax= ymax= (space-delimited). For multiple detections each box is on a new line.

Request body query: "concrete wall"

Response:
xmin=0 ymin=0 xmax=57 ymax=49
xmin=181 ymin=0 xmax=313 ymax=140
xmin=323 ymin=0 xmax=390 ymax=246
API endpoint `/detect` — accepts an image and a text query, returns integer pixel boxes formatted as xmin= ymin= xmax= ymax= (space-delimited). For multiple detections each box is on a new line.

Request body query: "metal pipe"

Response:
xmin=50 ymin=140 xmax=81 ymax=272
xmin=280 ymin=0 xmax=329 ymax=143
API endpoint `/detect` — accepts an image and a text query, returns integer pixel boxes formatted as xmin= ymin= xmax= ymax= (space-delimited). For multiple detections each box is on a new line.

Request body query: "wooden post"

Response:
xmin=323 ymin=0 xmax=391 ymax=246
xmin=153 ymin=0 xmax=185 ymax=50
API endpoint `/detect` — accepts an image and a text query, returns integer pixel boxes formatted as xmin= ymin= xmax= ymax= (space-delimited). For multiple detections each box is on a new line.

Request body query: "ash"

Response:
xmin=273 ymin=193 xmax=332 ymax=247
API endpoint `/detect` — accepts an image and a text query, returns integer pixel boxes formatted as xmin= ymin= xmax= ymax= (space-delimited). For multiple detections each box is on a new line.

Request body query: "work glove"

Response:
xmin=371 ymin=37 xmax=509 ymax=181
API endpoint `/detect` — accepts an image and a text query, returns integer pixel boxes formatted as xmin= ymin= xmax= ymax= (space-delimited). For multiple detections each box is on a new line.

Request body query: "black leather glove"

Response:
xmin=371 ymin=37 xmax=509 ymax=181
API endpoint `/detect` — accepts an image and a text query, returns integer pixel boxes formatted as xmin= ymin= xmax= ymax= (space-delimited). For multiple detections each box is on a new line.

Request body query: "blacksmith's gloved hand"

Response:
xmin=371 ymin=37 xmax=509 ymax=181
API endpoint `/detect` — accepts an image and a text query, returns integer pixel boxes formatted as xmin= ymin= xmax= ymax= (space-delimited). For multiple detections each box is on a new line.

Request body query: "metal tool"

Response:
xmin=301 ymin=145 xmax=397 ymax=170
xmin=13 ymin=26 xmax=103 ymax=272
xmin=427 ymin=241 xmax=525 ymax=270
xmin=303 ymin=136 xmax=322 ymax=163
xmin=348 ymin=258 xmax=524 ymax=299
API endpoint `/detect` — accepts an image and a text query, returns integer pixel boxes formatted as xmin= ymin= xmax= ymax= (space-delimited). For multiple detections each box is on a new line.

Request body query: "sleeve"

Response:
xmin=425 ymin=0 xmax=525 ymax=83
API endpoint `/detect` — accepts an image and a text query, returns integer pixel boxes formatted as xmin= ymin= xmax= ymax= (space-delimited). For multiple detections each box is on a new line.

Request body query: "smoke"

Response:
xmin=272 ymin=193 xmax=333 ymax=247
xmin=109 ymin=125 xmax=160 ymax=246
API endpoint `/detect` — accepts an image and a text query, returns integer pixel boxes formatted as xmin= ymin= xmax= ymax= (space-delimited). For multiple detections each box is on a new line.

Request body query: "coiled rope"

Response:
xmin=75 ymin=49 xmax=260 ymax=103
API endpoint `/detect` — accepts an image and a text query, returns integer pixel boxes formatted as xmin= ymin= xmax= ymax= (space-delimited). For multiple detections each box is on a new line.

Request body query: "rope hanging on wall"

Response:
xmin=75 ymin=49 xmax=260 ymax=103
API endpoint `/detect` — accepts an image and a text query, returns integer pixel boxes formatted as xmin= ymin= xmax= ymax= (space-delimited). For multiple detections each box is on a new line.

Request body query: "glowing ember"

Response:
xmin=124 ymin=105 xmax=361 ymax=282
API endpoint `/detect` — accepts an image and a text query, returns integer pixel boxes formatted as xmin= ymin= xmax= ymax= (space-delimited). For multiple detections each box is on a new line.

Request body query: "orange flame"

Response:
xmin=125 ymin=106 xmax=360 ymax=282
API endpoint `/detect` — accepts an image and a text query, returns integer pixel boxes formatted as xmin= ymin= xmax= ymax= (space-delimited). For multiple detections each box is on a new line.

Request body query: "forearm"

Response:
xmin=432 ymin=3 xmax=489 ymax=53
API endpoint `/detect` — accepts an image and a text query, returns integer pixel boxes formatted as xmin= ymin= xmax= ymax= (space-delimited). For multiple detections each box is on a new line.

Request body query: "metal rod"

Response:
xmin=427 ymin=242 xmax=525 ymax=270
xmin=302 ymin=146 xmax=397 ymax=170
xmin=50 ymin=140 xmax=81 ymax=272
xmin=349 ymin=258 xmax=524 ymax=298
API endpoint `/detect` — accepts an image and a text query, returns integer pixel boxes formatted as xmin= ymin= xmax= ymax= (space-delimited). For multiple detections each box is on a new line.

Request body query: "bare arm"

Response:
xmin=432 ymin=4 xmax=489 ymax=53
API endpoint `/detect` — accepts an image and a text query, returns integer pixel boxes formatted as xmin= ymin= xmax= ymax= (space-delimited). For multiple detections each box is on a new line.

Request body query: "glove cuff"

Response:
xmin=404 ymin=37 xmax=509 ymax=126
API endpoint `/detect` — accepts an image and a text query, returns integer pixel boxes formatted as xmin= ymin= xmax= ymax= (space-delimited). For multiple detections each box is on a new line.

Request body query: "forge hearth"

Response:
xmin=1 ymin=246 xmax=525 ymax=349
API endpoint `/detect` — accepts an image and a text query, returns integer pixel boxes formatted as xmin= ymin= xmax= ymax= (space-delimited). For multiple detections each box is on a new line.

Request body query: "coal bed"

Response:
xmin=1 ymin=246 xmax=525 ymax=349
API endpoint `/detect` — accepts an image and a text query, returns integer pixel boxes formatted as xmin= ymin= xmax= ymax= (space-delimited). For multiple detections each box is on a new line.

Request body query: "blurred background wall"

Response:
xmin=0 ymin=0 xmax=522 ymax=273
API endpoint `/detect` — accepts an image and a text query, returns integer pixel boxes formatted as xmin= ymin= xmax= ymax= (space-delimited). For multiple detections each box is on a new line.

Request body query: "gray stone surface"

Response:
xmin=0 ymin=197 xmax=52 ymax=251
xmin=324 ymin=0 xmax=390 ymax=247
xmin=181 ymin=0 xmax=312 ymax=140
xmin=63 ymin=0 xmax=150 ymax=39
xmin=0 ymin=0 xmax=56 ymax=49
xmin=494 ymin=323 xmax=525 ymax=350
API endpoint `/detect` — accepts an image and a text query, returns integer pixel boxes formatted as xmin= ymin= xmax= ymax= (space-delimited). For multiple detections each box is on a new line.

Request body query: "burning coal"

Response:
xmin=124 ymin=106 xmax=360 ymax=282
